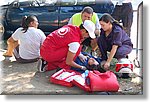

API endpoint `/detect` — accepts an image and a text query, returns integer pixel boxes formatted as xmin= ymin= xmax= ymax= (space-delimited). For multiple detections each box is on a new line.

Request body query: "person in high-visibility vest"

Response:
xmin=68 ymin=6 xmax=101 ymax=57
xmin=68 ymin=6 xmax=100 ymax=36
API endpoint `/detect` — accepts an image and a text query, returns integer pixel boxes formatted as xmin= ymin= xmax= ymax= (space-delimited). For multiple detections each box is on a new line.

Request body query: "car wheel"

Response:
xmin=0 ymin=23 xmax=5 ymax=37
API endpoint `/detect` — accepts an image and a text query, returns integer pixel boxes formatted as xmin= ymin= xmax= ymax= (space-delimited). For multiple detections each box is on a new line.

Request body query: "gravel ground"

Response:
xmin=0 ymin=48 xmax=143 ymax=95
xmin=0 ymin=1 xmax=143 ymax=95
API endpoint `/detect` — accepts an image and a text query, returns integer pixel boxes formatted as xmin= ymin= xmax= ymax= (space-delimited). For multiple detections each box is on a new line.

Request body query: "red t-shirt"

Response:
xmin=40 ymin=25 xmax=82 ymax=70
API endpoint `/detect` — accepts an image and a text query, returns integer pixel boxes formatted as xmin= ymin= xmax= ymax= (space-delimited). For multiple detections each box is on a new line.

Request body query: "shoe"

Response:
xmin=115 ymin=73 xmax=130 ymax=79
xmin=3 ymin=52 xmax=13 ymax=57
xmin=37 ymin=58 xmax=48 ymax=72
xmin=121 ymin=73 xmax=131 ymax=78
xmin=126 ymin=55 xmax=129 ymax=59
xmin=56 ymin=67 xmax=62 ymax=72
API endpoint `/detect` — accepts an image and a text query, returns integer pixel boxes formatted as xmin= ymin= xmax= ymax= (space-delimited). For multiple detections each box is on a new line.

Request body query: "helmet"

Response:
xmin=119 ymin=67 xmax=132 ymax=73
xmin=116 ymin=58 xmax=133 ymax=73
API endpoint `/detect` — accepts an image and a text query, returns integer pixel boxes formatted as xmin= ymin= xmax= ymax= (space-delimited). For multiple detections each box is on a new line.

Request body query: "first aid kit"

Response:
xmin=50 ymin=69 xmax=120 ymax=92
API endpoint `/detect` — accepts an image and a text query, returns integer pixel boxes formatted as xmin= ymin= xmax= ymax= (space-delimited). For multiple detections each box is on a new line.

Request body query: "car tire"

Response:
xmin=0 ymin=23 xmax=5 ymax=37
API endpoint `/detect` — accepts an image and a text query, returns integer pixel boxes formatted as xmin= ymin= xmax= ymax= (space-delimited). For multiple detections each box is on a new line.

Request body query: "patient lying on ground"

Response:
xmin=86 ymin=58 xmax=106 ymax=73
xmin=71 ymin=52 xmax=106 ymax=73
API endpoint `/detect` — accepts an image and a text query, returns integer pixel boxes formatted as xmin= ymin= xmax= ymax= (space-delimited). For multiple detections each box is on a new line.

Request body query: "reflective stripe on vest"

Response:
xmin=72 ymin=13 xmax=97 ymax=26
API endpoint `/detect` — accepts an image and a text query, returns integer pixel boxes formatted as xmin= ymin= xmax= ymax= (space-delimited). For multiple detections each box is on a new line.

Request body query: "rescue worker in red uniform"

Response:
xmin=38 ymin=20 xmax=96 ymax=72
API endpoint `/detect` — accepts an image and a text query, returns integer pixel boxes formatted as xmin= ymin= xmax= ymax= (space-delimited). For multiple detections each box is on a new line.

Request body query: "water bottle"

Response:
xmin=81 ymin=70 xmax=88 ymax=79
xmin=84 ymin=70 xmax=89 ymax=77
xmin=84 ymin=70 xmax=90 ymax=86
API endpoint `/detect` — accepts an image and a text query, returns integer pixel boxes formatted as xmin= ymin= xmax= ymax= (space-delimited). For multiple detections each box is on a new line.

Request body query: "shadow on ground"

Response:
xmin=0 ymin=49 xmax=142 ymax=95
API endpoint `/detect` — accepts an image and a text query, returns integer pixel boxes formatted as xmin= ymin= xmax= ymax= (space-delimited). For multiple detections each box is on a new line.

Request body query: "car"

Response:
xmin=0 ymin=0 xmax=114 ymax=40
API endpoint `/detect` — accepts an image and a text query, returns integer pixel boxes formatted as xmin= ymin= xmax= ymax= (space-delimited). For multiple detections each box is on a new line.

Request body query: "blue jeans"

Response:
xmin=70 ymin=52 xmax=101 ymax=73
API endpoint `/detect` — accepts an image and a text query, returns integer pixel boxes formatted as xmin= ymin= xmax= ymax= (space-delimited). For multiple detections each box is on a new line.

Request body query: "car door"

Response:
xmin=5 ymin=1 xmax=60 ymax=34
xmin=35 ymin=5 xmax=59 ymax=33
xmin=58 ymin=5 xmax=84 ymax=28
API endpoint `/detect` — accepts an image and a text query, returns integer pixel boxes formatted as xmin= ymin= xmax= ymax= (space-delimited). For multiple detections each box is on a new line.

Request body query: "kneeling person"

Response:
xmin=39 ymin=20 xmax=96 ymax=72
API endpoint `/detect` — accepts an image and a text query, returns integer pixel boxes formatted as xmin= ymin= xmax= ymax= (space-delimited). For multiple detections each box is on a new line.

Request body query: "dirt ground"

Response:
xmin=0 ymin=47 xmax=143 ymax=95
xmin=0 ymin=1 xmax=143 ymax=95
xmin=0 ymin=10 xmax=143 ymax=94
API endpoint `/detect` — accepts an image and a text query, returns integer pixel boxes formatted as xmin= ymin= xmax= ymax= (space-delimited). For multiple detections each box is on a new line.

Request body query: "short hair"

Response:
xmin=79 ymin=24 xmax=88 ymax=33
xmin=82 ymin=6 xmax=93 ymax=14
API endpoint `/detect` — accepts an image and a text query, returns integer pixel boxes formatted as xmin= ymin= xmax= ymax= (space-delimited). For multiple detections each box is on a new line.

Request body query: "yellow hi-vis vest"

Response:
xmin=72 ymin=13 xmax=97 ymax=26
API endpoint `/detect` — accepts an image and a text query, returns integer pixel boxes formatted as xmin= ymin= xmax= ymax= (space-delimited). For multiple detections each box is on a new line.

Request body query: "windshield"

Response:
xmin=55 ymin=0 xmax=95 ymax=5
xmin=39 ymin=0 xmax=96 ymax=6
xmin=1 ymin=0 xmax=96 ymax=6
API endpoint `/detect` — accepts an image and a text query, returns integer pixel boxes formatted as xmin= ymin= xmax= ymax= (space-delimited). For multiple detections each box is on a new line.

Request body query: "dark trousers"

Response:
xmin=97 ymin=38 xmax=132 ymax=61
xmin=13 ymin=46 xmax=39 ymax=63
xmin=112 ymin=3 xmax=133 ymax=36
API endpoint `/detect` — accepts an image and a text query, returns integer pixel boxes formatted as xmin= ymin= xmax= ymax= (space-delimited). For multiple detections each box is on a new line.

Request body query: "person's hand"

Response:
xmin=78 ymin=53 xmax=88 ymax=62
xmin=101 ymin=60 xmax=106 ymax=68
xmin=104 ymin=61 xmax=110 ymax=70
xmin=81 ymin=66 xmax=87 ymax=70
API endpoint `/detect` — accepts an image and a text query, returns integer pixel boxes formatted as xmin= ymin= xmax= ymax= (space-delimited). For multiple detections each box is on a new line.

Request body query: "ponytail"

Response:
xmin=21 ymin=16 xmax=28 ymax=33
xmin=113 ymin=20 xmax=124 ymax=29
xmin=21 ymin=15 xmax=36 ymax=33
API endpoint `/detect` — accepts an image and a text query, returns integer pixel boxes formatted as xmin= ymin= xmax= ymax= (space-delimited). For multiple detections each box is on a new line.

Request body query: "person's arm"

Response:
xmin=104 ymin=45 xmax=118 ymax=70
xmin=67 ymin=42 xmax=86 ymax=70
xmin=94 ymin=13 xmax=101 ymax=36
xmin=7 ymin=36 xmax=18 ymax=44
xmin=38 ymin=29 xmax=46 ymax=45
xmin=3 ymin=28 xmax=22 ymax=56
xmin=39 ymin=30 xmax=46 ymax=42
xmin=66 ymin=51 xmax=84 ymax=69
xmin=68 ymin=17 xmax=73 ymax=24
xmin=3 ymin=37 xmax=19 ymax=56
xmin=78 ymin=53 xmax=88 ymax=62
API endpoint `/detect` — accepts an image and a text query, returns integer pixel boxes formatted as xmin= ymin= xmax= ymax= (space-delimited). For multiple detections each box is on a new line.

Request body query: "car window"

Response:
xmin=11 ymin=0 xmax=40 ymax=8
xmin=56 ymin=0 xmax=95 ymax=5
xmin=2 ymin=0 xmax=115 ymax=39
xmin=60 ymin=6 xmax=83 ymax=13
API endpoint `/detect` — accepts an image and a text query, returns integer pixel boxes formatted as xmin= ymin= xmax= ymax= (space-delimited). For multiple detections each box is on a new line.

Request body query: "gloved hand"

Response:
xmin=78 ymin=53 xmax=88 ymax=62
xmin=81 ymin=66 xmax=87 ymax=70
